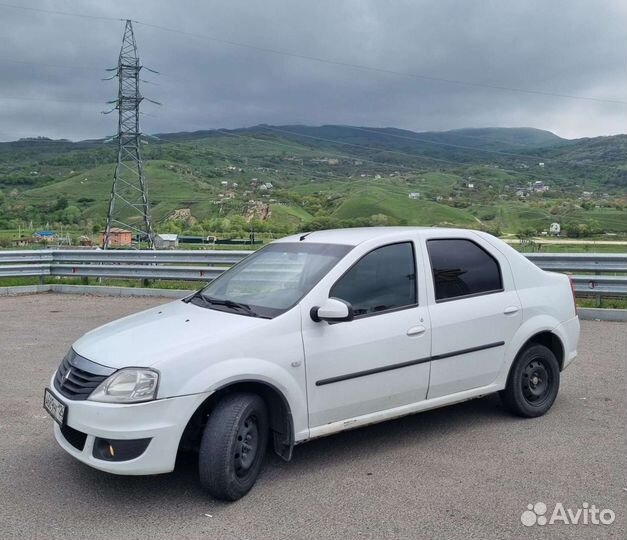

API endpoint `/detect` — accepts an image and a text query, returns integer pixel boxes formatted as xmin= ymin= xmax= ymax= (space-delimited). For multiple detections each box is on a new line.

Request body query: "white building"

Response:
xmin=154 ymin=234 xmax=179 ymax=249
xmin=549 ymin=223 xmax=561 ymax=236
xmin=408 ymin=192 xmax=420 ymax=200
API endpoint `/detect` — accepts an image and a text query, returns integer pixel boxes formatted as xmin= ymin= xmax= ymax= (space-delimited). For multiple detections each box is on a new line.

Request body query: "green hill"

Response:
xmin=1 ymin=125 xmax=626 ymax=238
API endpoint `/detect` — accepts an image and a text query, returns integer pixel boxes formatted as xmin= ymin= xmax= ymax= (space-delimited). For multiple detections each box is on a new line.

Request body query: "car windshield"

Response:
xmin=192 ymin=242 xmax=352 ymax=318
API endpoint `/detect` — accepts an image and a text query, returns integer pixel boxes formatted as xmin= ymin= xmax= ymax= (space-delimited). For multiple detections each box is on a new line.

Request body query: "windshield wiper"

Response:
xmin=182 ymin=289 xmax=205 ymax=303
xmin=202 ymin=295 xmax=261 ymax=317
xmin=184 ymin=290 xmax=263 ymax=317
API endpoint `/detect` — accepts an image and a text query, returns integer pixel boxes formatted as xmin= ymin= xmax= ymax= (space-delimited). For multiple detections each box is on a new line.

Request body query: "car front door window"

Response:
xmin=330 ymin=242 xmax=417 ymax=317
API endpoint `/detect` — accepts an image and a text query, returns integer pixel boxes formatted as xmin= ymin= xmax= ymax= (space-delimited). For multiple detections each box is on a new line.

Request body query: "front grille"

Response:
xmin=53 ymin=350 xmax=113 ymax=401
xmin=60 ymin=424 xmax=87 ymax=451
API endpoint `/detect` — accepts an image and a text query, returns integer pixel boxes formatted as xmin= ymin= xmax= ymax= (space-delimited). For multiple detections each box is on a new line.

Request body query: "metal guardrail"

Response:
xmin=525 ymin=253 xmax=627 ymax=305
xmin=524 ymin=253 xmax=627 ymax=273
xmin=0 ymin=249 xmax=249 ymax=282
xmin=0 ymin=249 xmax=626 ymax=300
xmin=0 ymin=249 xmax=250 ymax=266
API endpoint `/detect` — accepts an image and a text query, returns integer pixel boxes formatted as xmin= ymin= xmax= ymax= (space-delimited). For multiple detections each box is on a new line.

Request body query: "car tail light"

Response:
xmin=568 ymin=275 xmax=578 ymax=315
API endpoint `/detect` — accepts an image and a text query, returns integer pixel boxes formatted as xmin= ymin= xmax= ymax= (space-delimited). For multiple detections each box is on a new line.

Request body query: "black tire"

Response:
xmin=198 ymin=393 xmax=269 ymax=501
xmin=500 ymin=344 xmax=560 ymax=418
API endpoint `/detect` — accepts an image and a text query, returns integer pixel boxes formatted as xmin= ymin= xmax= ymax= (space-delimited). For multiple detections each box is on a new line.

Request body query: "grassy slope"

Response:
xmin=332 ymin=184 xmax=477 ymax=226
xmin=19 ymin=160 xmax=219 ymax=221
xmin=4 ymin=127 xmax=627 ymax=235
xmin=19 ymin=161 xmax=625 ymax=232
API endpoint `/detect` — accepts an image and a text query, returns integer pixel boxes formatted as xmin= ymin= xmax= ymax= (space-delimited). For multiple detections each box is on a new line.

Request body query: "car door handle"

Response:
xmin=504 ymin=306 xmax=520 ymax=315
xmin=407 ymin=325 xmax=426 ymax=336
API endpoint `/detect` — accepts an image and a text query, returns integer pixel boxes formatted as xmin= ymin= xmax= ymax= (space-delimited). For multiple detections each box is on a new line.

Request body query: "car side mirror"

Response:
xmin=310 ymin=298 xmax=354 ymax=323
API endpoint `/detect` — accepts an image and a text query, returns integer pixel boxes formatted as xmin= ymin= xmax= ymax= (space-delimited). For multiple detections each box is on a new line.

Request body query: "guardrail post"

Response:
xmin=595 ymin=270 xmax=601 ymax=308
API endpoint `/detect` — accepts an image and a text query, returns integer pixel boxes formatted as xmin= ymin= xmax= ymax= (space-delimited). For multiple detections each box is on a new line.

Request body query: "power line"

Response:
xmin=0 ymin=2 xmax=122 ymax=22
xmin=1 ymin=2 xmax=625 ymax=106
xmin=133 ymin=22 xmax=627 ymax=106
xmin=0 ymin=58 xmax=93 ymax=71
xmin=0 ymin=94 xmax=109 ymax=105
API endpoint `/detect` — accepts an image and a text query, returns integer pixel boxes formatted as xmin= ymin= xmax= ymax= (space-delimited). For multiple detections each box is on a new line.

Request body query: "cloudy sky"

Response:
xmin=1 ymin=0 xmax=625 ymax=141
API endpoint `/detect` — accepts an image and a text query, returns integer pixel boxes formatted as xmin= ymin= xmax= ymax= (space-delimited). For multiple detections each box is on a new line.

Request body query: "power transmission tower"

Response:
xmin=103 ymin=19 xmax=157 ymax=249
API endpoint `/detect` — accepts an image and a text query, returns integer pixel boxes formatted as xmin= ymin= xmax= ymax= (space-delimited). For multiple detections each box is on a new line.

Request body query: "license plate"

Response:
xmin=43 ymin=388 xmax=66 ymax=426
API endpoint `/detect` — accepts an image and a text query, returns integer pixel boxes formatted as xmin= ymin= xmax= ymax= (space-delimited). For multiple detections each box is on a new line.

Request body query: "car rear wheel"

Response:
xmin=198 ymin=393 xmax=268 ymax=501
xmin=501 ymin=344 xmax=560 ymax=418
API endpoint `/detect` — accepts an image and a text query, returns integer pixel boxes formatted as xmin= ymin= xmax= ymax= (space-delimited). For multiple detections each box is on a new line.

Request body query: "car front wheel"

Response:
xmin=198 ymin=392 xmax=269 ymax=501
xmin=501 ymin=344 xmax=560 ymax=418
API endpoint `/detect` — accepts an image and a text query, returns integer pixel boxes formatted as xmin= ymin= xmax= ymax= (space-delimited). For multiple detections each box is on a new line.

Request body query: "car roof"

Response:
xmin=274 ymin=227 xmax=478 ymax=246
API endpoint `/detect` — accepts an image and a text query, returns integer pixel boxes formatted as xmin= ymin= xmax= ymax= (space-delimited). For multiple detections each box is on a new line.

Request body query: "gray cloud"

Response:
xmin=0 ymin=0 xmax=625 ymax=141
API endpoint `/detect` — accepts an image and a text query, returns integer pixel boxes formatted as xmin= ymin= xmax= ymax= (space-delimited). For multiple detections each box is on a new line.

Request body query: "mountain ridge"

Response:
xmin=1 ymin=125 xmax=566 ymax=147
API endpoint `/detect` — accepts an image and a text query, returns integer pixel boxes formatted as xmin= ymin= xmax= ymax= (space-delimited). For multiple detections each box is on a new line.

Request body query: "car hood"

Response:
xmin=71 ymin=298 xmax=268 ymax=369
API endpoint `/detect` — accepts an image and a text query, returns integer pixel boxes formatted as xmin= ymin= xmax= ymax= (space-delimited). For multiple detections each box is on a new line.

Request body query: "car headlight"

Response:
xmin=88 ymin=368 xmax=159 ymax=403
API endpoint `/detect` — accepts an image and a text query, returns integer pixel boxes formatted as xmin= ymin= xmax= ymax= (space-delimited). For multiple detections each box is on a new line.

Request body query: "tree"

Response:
xmin=564 ymin=222 xmax=592 ymax=238
xmin=54 ymin=196 xmax=69 ymax=211
xmin=586 ymin=219 xmax=602 ymax=235
xmin=61 ymin=206 xmax=81 ymax=224
xmin=369 ymin=214 xmax=389 ymax=226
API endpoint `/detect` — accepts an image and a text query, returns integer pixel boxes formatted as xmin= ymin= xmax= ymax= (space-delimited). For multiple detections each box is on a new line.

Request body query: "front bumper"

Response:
xmin=50 ymin=383 xmax=211 ymax=475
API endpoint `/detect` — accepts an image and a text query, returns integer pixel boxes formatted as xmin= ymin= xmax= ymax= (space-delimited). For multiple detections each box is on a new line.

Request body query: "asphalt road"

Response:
xmin=0 ymin=294 xmax=625 ymax=540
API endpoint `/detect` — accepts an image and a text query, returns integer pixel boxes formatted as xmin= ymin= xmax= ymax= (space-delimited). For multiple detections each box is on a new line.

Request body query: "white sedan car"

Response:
xmin=45 ymin=227 xmax=580 ymax=500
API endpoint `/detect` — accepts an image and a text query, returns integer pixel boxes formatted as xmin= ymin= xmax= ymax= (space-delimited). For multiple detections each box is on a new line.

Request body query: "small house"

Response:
xmin=32 ymin=231 xmax=55 ymax=243
xmin=154 ymin=233 xmax=179 ymax=250
xmin=99 ymin=228 xmax=132 ymax=248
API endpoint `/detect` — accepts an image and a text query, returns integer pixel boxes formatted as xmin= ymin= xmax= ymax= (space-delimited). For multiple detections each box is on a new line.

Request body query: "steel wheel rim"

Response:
xmin=521 ymin=358 xmax=551 ymax=405
xmin=234 ymin=414 xmax=259 ymax=477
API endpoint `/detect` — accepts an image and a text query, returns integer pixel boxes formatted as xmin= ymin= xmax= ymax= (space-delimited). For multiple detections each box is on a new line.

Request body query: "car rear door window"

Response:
xmin=427 ymin=239 xmax=502 ymax=301
xmin=330 ymin=242 xmax=417 ymax=317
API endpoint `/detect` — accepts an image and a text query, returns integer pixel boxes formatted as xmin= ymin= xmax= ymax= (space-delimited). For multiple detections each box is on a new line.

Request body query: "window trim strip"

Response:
xmin=315 ymin=340 xmax=505 ymax=386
